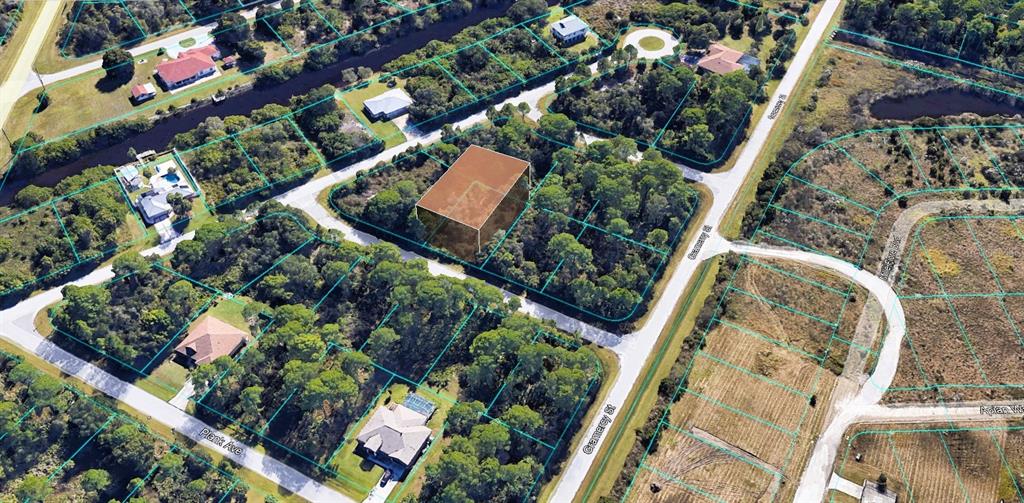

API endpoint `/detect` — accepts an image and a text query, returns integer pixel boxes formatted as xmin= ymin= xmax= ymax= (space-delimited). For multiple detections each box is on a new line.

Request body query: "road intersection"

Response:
xmin=1 ymin=0 xmax=984 ymax=501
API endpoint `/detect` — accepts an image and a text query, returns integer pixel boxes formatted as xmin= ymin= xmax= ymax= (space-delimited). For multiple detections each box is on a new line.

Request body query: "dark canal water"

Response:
xmin=1 ymin=4 xmax=510 ymax=203
xmin=870 ymin=88 xmax=1024 ymax=121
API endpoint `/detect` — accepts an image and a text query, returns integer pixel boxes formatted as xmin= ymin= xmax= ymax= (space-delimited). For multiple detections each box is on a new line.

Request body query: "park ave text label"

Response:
xmin=200 ymin=427 xmax=244 ymax=455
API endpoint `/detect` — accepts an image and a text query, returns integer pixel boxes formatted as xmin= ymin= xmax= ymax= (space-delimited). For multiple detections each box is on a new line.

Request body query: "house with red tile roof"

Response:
xmin=156 ymin=45 xmax=222 ymax=90
xmin=695 ymin=43 xmax=760 ymax=75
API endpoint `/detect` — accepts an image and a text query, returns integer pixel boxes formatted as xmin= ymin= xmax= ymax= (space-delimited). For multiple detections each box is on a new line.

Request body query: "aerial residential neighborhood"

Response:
xmin=1 ymin=0 xmax=1023 ymax=502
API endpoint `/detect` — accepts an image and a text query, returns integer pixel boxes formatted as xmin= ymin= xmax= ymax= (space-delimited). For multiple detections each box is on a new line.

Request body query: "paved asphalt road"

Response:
xmin=2 ymin=1 xmax=954 ymax=501
xmin=548 ymin=0 xmax=845 ymax=499
xmin=0 ymin=0 xmax=62 ymax=141
xmin=0 ymin=233 xmax=359 ymax=503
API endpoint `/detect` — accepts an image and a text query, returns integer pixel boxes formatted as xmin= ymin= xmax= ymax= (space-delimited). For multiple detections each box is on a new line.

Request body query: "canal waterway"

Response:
xmin=1 ymin=4 xmax=510 ymax=203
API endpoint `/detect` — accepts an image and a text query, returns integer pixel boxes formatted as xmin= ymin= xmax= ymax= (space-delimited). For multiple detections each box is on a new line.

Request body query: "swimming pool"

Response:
xmin=162 ymin=173 xmax=181 ymax=184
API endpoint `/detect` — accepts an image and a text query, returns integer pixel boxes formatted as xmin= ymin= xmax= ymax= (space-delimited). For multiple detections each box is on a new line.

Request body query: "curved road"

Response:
xmin=0 ymin=233 xmax=357 ymax=503
xmin=622 ymin=28 xmax=678 ymax=60
xmin=1 ymin=0 xmax=914 ymax=501
xmin=729 ymin=242 xmax=907 ymax=502
xmin=550 ymin=0 xmax=845 ymax=499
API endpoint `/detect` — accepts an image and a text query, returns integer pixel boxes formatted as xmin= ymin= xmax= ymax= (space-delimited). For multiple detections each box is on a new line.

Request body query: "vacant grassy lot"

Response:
xmin=630 ymin=426 xmax=779 ymax=502
xmin=136 ymin=358 xmax=189 ymax=401
xmin=836 ymin=421 xmax=1024 ymax=503
xmin=888 ymin=215 xmax=1024 ymax=402
xmin=738 ymin=43 xmax=1024 ymax=405
xmin=628 ymin=256 xmax=865 ymax=502
xmin=754 ymin=124 xmax=1023 ymax=269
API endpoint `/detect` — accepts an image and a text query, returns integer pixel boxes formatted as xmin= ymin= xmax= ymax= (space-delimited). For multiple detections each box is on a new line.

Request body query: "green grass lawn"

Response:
xmin=536 ymin=92 xmax=557 ymax=117
xmin=638 ymin=36 xmax=665 ymax=51
xmin=4 ymin=49 xmax=256 ymax=167
xmin=327 ymin=382 xmax=418 ymax=499
xmin=329 ymin=440 xmax=385 ymax=500
xmin=327 ymin=381 xmax=458 ymax=501
xmin=565 ymin=32 xmax=601 ymax=55
xmin=204 ymin=296 xmax=252 ymax=333
xmin=546 ymin=5 xmax=566 ymax=22
xmin=377 ymin=381 xmax=457 ymax=501
xmin=128 ymin=295 xmax=249 ymax=402
xmin=719 ymin=34 xmax=756 ymax=55
xmin=179 ymin=37 xmax=196 ymax=48
xmin=137 ymin=358 xmax=189 ymax=401
xmin=337 ymin=80 xmax=407 ymax=149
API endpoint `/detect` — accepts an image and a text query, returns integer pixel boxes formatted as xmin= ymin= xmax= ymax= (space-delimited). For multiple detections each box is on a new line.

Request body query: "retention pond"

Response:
xmin=870 ymin=88 xmax=1024 ymax=121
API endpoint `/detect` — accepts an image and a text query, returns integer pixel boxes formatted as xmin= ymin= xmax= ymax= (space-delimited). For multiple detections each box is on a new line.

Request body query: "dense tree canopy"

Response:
xmin=0 ymin=166 xmax=135 ymax=294
xmin=383 ymin=0 xmax=568 ymax=128
xmin=552 ymin=45 xmax=772 ymax=163
xmin=0 ymin=0 xmax=23 ymax=47
xmin=172 ymin=85 xmax=377 ymax=207
xmin=333 ymin=115 xmax=699 ymax=322
xmin=0 ymin=357 xmax=248 ymax=502
xmin=843 ymin=0 xmax=1024 ymax=73
xmin=101 ymin=48 xmax=134 ymax=81
xmin=59 ymin=0 xmax=191 ymax=56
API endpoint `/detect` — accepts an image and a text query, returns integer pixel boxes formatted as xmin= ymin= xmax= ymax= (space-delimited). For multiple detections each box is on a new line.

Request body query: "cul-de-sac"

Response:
xmin=1 ymin=0 xmax=1023 ymax=502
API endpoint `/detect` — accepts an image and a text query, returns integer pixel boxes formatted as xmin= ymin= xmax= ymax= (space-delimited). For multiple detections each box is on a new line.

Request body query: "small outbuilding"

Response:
xmin=551 ymin=15 xmax=588 ymax=46
xmin=174 ymin=315 xmax=250 ymax=368
xmin=130 ymin=83 xmax=157 ymax=104
xmin=860 ymin=479 xmax=897 ymax=503
xmin=363 ymin=88 xmax=414 ymax=121
xmin=415 ymin=145 xmax=531 ymax=258
xmin=355 ymin=401 xmax=433 ymax=477
xmin=116 ymin=165 xmax=143 ymax=191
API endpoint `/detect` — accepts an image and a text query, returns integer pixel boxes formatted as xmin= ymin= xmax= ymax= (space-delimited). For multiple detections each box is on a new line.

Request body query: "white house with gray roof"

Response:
xmin=551 ymin=15 xmax=588 ymax=45
xmin=356 ymin=402 xmax=433 ymax=476
xmin=363 ymin=88 xmax=414 ymax=121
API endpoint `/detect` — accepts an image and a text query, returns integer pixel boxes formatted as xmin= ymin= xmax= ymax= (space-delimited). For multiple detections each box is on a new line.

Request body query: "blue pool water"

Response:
xmin=162 ymin=173 xmax=181 ymax=184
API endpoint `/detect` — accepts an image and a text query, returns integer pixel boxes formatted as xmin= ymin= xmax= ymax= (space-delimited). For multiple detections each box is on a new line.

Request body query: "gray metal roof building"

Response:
xmin=363 ymin=88 xmax=414 ymax=121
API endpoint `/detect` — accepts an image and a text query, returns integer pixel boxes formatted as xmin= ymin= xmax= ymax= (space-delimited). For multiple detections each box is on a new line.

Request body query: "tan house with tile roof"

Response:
xmin=696 ymin=43 xmax=760 ymax=75
xmin=174 ymin=315 xmax=249 ymax=367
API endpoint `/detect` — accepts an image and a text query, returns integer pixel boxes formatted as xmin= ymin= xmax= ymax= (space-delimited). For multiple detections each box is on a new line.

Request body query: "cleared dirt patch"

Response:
xmin=632 ymin=426 xmax=779 ymax=502
xmin=837 ymin=422 xmax=1023 ymax=503
xmin=633 ymin=258 xmax=857 ymax=502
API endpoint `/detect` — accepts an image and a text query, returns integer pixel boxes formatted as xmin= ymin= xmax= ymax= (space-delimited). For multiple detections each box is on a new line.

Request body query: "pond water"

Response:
xmin=870 ymin=88 xmax=1024 ymax=120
